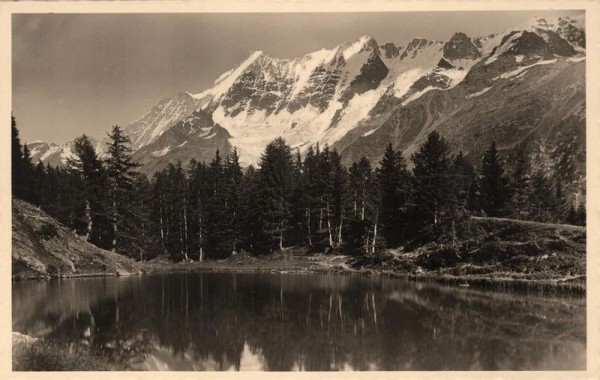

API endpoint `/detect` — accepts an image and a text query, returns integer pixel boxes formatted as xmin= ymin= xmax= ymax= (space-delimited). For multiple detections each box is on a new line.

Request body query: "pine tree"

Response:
xmin=554 ymin=180 xmax=569 ymax=223
xmin=187 ymin=159 xmax=208 ymax=260
xmin=168 ymin=162 xmax=188 ymax=259
xmin=289 ymin=150 xmax=307 ymax=247
xmin=224 ymin=148 xmax=244 ymax=253
xmin=480 ymin=141 xmax=509 ymax=217
xmin=528 ymin=170 xmax=557 ymax=223
xmin=127 ymin=174 xmax=159 ymax=260
xmin=345 ymin=157 xmax=377 ymax=255
xmin=32 ymin=161 xmax=46 ymax=206
xmin=257 ymin=138 xmax=294 ymax=252
xmin=327 ymin=150 xmax=348 ymax=250
xmin=11 ymin=115 xmax=24 ymax=199
xmin=105 ymin=125 xmax=141 ymax=254
xmin=411 ymin=131 xmax=454 ymax=239
xmin=204 ymin=150 xmax=232 ymax=258
xmin=452 ymin=151 xmax=475 ymax=210
xmin=152 ymin=170 xmax=168 ymax=255
xmin=507 ymin=142 xmax=531 ymax=219
xmin=242 ymin=165 xmax=266 ymax=252
xmin=302 ymin=145 xmax=322 ymax=249
xmin=376 ymin=144 xmax=410 ymax=247
xmin=67 ymin=134 xmax=107 ymax=246
xmin=21 ymin=144 xmax=36 ymax=203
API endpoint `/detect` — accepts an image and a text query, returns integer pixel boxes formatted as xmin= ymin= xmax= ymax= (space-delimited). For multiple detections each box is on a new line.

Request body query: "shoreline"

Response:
xmin=141 ymin=253 xmax=586 ymax=295
xmin=12 ymin=252 xmax=585 ymax=295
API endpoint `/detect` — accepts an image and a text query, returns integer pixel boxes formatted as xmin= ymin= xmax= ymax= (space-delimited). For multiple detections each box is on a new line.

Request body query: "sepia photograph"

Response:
xmin=6 ymin=1 xmax=594 ymax=374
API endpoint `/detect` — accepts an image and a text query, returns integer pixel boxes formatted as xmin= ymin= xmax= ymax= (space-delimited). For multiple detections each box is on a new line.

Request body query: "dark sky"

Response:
xmin=13 ymin=10 xmax=584 ymax=144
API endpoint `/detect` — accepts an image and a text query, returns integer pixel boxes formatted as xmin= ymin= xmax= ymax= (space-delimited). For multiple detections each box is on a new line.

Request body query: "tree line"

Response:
xmin=12 ymin=116 xmax=586 ymax=261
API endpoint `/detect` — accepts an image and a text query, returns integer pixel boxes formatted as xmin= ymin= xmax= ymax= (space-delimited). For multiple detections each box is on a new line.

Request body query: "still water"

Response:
xmin=12 ymin=272 xmax=585 ymax=371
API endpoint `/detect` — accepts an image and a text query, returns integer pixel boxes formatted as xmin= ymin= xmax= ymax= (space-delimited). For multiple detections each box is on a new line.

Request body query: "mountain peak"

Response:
xmin=247 ymin=50 xmax=265 ymax=58
xmin=340 ymin=34 xmax=380 ymax=59
xmin=525 ymin=15 xmax=585 ymax=31
xmin=175 ymin=91 xmax=195 ymax=100
xmin=405 ymin=37 xmax=438 ymax=51
xmin=358 ymin=34 xmax=377 ymax=44
xmin=380 ymin=42 xmax=402 ymax=59
xmin=443 ymin=32 xmax=481 ymax=60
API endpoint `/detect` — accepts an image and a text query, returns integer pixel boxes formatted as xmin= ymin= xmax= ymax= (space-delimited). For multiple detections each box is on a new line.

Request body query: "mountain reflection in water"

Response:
xmin=12 ymin=272 xmax=585 ymax=371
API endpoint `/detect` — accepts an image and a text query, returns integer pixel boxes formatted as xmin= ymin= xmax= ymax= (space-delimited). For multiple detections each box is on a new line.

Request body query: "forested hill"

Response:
xmin=12 ymin=115 xmax=586 ymax=263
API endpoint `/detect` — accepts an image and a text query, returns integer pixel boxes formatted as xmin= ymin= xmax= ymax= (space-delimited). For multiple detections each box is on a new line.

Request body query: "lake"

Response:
xmin=12 ymin=272 xmax=586 ymax=371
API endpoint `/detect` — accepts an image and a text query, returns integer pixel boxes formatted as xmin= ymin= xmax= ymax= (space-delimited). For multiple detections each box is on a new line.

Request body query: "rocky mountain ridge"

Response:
xmin=27 ymin=15 xmax=585 ymax=193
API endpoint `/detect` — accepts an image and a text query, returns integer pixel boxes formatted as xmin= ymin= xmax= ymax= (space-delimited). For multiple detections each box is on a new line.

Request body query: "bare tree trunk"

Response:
xmin=232 ymin=210 xmax=237 ymax=252
xmin=306 ymin=208 xmax=312 ymax=247
xmin=168 ymin=203 xmax=173 ymax=240
xmin=452 ymin=219 xmax=456 ymax=247
xmin=319 ymin=207 xmax=323 ymax=231
xmin=85 ymin=199 xmax=92 ymax=242
xmin=198 ymin=197 xmax=203 ymax=262
xmin=179 ymin=207 xmax=184 ymax=258
xmin=112 ymin=192 xmax=117 ymax=252
xmin=337 ymin=209 xmax=344 ymax=247
xmin=371 ymin=208 xmax=379 ymax=255
xmin=326 ymin=201 xmax=333 ymax=248
xmin=183 ymin=195 xmax=189 ymax=261
xmin=361 ymin=188 xmax=365 ymax=221
xmin=159 ymin=198 xmax=165 ymax=246
xmin=279 ymin=219 xmax=284 ymax=251
xmin=279 ymin=199 xmax=284 ymax=251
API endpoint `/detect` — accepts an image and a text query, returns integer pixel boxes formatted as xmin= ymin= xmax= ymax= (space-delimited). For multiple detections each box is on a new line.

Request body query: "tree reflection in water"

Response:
xmin=12 ymin=273 xmax=585 ymax=371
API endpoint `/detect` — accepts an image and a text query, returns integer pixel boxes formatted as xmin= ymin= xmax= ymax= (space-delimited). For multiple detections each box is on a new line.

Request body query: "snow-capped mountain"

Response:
xmin=131 ymin=109 xmax=232 ymax=175
xmin=29 ymin=15 xmax=585 ymax=191
xmin=28 ymin=138 xmax=104 ymax=168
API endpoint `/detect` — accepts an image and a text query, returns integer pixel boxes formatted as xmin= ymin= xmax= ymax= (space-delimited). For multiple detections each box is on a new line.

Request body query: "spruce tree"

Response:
xmin=11 ymin=115 xmax=24 ymax=199
xmin=411 ymin=131 xmax=454 ymax=238
xmin=187 ymin=159 xmax=209 ymax=260
xmin=225 ymin=148 xmax=244 ymax=253
xmin=257 ymin=138 xmax=294 ymax=252
xmin=528 ymin=170 xmax=557 ymax=223
xmin=67 ymin=134 xmax=107 ymax=246
xmin=303 ymin=145 xmax=322 ymax=249
xmin=21 ymin=144 xmax=36 ymax=203
xmin=507 ymin=142 xmax=531 ymax=219
xmin=105 ymin=125 xmax=141 ymax=254
xmin=242 ymin=165 xmax=266 ymax=252
xmin=204 ymin=150 xmax=232 ymax=258
xmin=376 ymin=143 xmax=410 ymax=247
xmin=452 ymin=151 xmax=475 ymax=210
xmin=480 ymin=141 xmax=509 ymax=217
xmin=32 ymin=161 xmax=46 ymax=206
xmin=327 ymin=150 xmax=348 ymax=250
xmin=345 ymin=157 xmax=377 ymax=255
xmin=289 ymin=150 xmax=307 ymax=247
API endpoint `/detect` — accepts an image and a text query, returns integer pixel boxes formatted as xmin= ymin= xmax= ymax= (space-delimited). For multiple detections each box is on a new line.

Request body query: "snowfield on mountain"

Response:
xmin=29 ymin=15 xmax=585 ymax=198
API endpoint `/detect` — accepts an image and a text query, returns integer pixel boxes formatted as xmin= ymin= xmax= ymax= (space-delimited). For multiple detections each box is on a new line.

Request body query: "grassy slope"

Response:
xmin=13 ymin=333 xmax=127 ymax=371
xmin=349 ymin=216 xmax=585 ymax=292
xmin=12 ymin=199 xmax=141 ymax=280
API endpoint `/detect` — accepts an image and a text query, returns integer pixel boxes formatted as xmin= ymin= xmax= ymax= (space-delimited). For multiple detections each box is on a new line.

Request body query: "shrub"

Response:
xmin=39 ymin=223 xmax=58 ymax=240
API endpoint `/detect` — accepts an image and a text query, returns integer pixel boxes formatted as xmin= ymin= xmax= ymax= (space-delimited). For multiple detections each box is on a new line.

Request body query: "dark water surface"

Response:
xmin=12 ymin=272 xmax=585 ymax=371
